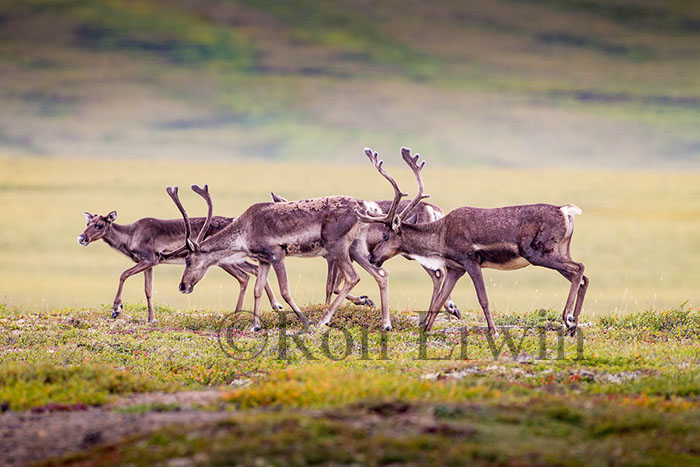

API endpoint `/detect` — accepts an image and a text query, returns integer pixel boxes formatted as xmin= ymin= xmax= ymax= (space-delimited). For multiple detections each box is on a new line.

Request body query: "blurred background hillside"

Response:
xmin=1 ymin=0 xmax=698 ymax=167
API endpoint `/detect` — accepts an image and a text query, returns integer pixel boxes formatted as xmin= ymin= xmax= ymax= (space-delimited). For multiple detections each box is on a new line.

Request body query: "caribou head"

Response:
xmin=356 ymin=147 xmax=430 ymax=267
xmin=78 ymin=211 xmax=117 ymax=246
xmin=158 ymin=185 xmax=217 ymax=294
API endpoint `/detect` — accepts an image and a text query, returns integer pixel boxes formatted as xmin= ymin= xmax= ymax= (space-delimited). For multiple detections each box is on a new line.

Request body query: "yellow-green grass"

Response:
xmin=1 ymin=155 xmax=698 ymax=320
xmin=2 ymin=303 xmax=699 ymax=412
xmin=3 ymin=304 xmax=700 ymax=464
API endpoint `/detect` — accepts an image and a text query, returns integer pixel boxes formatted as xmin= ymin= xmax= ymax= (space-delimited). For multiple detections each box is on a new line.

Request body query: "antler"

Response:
xmin=158 ymin=186 xmax=195 ymax=259
xmin=191 ymin=184 xmax=213 ymax=244
xmin=397 ymin=147 xmax=430 ymax=221
xmin=355 ymin=147 xmax=408 ymax=226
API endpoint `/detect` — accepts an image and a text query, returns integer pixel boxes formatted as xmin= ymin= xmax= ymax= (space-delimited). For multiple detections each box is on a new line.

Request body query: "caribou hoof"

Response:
xmin=383 ymin=323 xmax=392 ymax=332
xmin=111 ymin=303 xmax=123 ymax=319
xmin=357 ymin=295 xmax=375 ymax=308
xmin=564 ymin=314 xmax=578 ymax=336
xmin=248 ymin=324 xmax=262 ymax=332
xmin=273 ymin=303 xmax=284 ymax=312
xmin=446 ymin=301 xmax=462 ymax=319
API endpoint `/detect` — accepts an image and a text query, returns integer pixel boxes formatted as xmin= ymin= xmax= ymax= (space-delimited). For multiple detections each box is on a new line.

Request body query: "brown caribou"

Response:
xmin=159 ymin=184 xmax=387 ymax=331
xmin=358 ymin=147 xmax=587 ymax=335
xmin=271 ymin=193 xmax=461 ymax=318
xmin=78 ymin=209 xmax=283 ymax=321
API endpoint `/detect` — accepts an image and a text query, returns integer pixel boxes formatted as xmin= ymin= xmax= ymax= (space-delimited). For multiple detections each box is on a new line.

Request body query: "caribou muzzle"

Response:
xmin=368 ymin=253 xmax=384 ymax=268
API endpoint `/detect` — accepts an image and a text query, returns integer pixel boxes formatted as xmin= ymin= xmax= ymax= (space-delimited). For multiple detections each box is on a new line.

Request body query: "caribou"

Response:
xmin=77 ymin=210 xmax=283 ymax=321
xmin=158 ymin=184 xmax=387 ymax=331
xmin=358 ymin=147 xmax=588 ymax=335
xmin=271 ymin=193 xmax=461 ymax=318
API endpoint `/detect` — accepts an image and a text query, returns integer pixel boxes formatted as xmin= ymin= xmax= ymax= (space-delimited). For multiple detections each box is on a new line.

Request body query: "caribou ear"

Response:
xmin=270 ymin=192 xmax=288 ymax=203
xmin=83 ymin=212 xmax=93 ymax=223
xmin=106 ymin=211 xmax=117 ymax=222
xmin=391 ymin=214 xmax=402 ymax=234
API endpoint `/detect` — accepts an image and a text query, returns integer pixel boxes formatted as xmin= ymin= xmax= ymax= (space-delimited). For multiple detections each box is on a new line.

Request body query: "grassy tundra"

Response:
xmin=1 ymin=156 xmax=699 ymax=464
xmin=1 ymin=0 xmax=699 ymax=464
xmin=1 ymin=304 xmax=699 ymax=464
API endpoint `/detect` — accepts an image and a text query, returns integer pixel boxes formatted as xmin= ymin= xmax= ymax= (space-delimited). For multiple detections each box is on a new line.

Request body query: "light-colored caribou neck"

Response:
xmin=198 ymin=218 xmax=246 ymax=256
xmin=101 ymin=223 xmax=136 ymax=252
xmin=399 ymin=221 xmax=444 ymax=257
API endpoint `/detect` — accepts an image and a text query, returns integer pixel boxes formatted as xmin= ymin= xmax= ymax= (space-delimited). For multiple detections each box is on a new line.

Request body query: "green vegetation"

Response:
xmin=0 ymin=0 xmax=697 ymax=165
xmin=1 ymin=303 xmax=698 ymax=464
xmin=0 ymin=362 xmax=172 ymax=411
xmin=58 ymin=402 xmax=700 ymax=466
xmin=0 ymin=1 xmax=698 ymax=462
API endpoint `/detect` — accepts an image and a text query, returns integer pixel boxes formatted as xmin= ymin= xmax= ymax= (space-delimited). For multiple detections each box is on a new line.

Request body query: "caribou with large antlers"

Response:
xmin=359 ymin=147 xmax=588 ymax=335
xmin=271 ymin=193 xmax=461 ymax=317
xmin=159 ymin=184 xmax=387 ymax=331
xmin=77 ymin=209 xmax=283 ymax=321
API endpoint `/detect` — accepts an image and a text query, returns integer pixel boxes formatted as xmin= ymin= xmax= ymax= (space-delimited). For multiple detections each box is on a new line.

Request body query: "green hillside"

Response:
xmin=0 ymin=0 xmax=698 ymax=166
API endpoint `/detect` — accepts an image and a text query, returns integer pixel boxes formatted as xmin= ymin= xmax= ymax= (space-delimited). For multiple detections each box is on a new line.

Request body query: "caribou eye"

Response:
xmin=382 ymin=232 xmax=389 ymax=241
xmin=96 ymin=223 xmax=104 ymax=230
xmin=185 ymin=256 xmax=191 ymax=266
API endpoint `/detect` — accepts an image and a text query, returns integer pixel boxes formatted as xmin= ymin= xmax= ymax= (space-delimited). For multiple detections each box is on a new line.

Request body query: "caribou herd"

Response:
xmin=78 ymin=147 xmax=587 ymax=336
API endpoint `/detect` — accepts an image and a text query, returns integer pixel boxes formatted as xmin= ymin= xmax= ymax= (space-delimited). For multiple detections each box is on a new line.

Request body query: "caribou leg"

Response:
xmin=422 ymin=267 xmax=465 ymax=331
xmin=219 ymin=263 xmax=251 ymax=312
xmin=423 ymin=266 xmax=460 ymax=318
xmin=271 ymin=259 xmax=312 ymax=327
xmin=554 ymin=269 xmax=589 ymax=336
xmin=462 ymin=262 xmax=497 ymax=334
xmin=251 ymin=261 xmax=272 ymax=331
xmin=570 ymin=275 xmax=589 ymax=335
xmin=143 ymin=267 xmax=155 ymax=322
xmin=317 ymin=252 xmax=361 ymax=327
xmin=112 ymin=260 xmax=155 ymax=319
xmin=524 ymin=252 xmax=586 ymax=335
xmin=349 ymin=243 xmax=390 ymax=330
xmin=235 ymin=261 xmax=284 ymax=311
xmin=328 ymin=264 xmax=375 ymax=308
xmin=325 ymin=257 xmax=338 ymax=306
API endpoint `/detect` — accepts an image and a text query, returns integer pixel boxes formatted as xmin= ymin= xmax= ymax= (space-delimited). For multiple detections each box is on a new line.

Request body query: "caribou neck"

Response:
xmin=400 ymin=221 xmax=444 ymax=257
xmin=198 ymin=218 xmax=246 ymax=255
xmin=102 ymin=223 xmax=138 ymax=257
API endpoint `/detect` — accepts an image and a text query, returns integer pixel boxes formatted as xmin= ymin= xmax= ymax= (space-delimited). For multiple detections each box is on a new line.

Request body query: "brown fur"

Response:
xmin=78 ymin=212 xmax=282 ymax=321
xmin=164 ymin=190 xmax=387 ymax=330
xmin=361 ymin=148 xmax=587 ymax=335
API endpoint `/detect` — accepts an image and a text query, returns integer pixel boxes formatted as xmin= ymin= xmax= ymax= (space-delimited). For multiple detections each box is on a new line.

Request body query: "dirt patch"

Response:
xmin=0 ymin=390 xmax=228 ymax=466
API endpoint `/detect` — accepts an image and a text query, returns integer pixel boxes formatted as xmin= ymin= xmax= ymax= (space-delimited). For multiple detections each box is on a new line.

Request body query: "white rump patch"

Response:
xmin=561 ymin=204 xmax=582 ymax=216
xmin=408 ymin=254 xmax=445 ymax=271
xmin=560 ymin=204 xmax=582 ymax=238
